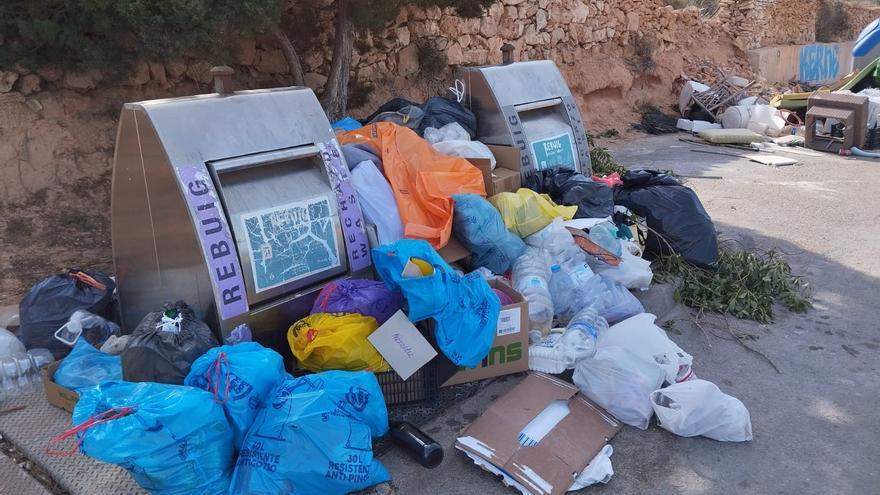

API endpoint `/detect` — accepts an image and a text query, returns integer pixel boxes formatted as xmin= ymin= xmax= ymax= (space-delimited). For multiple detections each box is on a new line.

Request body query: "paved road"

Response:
xmin=378 ymin=134 xmax=880 ymax=494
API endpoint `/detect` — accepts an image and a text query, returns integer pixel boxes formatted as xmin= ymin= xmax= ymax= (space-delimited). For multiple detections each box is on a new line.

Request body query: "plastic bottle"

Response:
xmin=528 ymin=306 xmax=609 ymax=374
xmin=512 ymin=248 xmax=554 ymax=339
xmin=389 ymin=421 xmax=444 ymax=469
xmin=549 ymin=262 xmax=599 ymax=326
xmin=0 ymin=348 xmax=52 ymax=401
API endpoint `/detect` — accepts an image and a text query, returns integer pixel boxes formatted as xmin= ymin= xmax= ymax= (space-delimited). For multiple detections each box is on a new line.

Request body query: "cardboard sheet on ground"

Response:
xmin=456 ymin=373 xmax=621 ymax=495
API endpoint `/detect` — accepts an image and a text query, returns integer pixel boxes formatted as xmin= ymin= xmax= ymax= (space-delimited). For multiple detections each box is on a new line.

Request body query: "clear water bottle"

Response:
xmin=563 ymin=304 xmax=609 ymax=358
xmin=549 ymin=261 xmax=600 ymax=326
xmin=0 ymin=349 xmax=52 ymax=401
xmin=512 ymin=248 xmax=554 ymax=339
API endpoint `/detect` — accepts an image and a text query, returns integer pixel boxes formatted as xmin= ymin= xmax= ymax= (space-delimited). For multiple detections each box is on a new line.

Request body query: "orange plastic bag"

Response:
xmin=287 ymin=313 xmax=390 ymax=372
xmin=339 ymin=122 xmax=486 ymax=249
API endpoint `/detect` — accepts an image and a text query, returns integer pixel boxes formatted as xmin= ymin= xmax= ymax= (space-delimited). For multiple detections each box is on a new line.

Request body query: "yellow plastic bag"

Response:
xmin=489 ymin=188 xmax=577 ymax=238
xmin=287 ymin=313 xmax=390 ymax=372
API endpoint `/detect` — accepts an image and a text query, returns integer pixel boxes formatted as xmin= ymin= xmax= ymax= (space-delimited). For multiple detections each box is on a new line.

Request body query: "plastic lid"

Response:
xmin=550 ymin=264 xmax=561 ymax=272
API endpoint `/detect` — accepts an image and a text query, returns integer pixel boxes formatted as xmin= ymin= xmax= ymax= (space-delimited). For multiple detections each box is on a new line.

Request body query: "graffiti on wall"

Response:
xmin=799 ymin=44 xmax=841 ymax=83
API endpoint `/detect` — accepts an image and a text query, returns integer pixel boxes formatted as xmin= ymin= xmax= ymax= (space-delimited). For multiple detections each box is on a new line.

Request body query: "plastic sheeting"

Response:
xmin=340 ymin=123 xmax=486 ymax=249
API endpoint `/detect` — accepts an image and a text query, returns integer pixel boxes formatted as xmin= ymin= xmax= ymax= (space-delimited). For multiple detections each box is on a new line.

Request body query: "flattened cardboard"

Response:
xmin=442 ymin=279 xmax=530 ymax=386
xmin=41 ymin=360 xmax=78 ymax=413
xmin=368 ymin=310 xmax=437 ymax=380
xmin=456 ymin=372 xmax=622 ymax=495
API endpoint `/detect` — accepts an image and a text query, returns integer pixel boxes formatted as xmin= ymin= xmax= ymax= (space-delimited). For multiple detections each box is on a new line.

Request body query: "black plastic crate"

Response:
xmin=374 ymin=364 xmax=439 ymax=408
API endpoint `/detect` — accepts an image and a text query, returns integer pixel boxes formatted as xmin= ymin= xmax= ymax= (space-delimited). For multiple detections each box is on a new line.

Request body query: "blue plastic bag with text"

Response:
xmin=184 ymin=342 xmax=287 ymax=450
xmin=372 ymin=239 xmax=500 ymax=367
xmin=67 ymin=381 xmax=234 ymax=495
xmin=229 ymin=371 xmax=389 ymax=495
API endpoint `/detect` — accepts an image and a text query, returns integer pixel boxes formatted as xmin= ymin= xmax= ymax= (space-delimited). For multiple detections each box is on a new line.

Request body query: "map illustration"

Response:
xmin=242 ymin=196 xmax=340 ymax=293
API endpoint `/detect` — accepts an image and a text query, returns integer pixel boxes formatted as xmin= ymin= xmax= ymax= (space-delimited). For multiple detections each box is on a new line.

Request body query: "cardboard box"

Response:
xmin=41 ymin=360 xmax=79 ymax=413
xmin=456 ymin=372 xmax=622 ymax=495
xmin=469 ymin=145 xmax=523 ymax=196
xmin=442 ymin=279 xmax=530 ymax=387
xmin=438 ymin=236 xmax=470 ymax=265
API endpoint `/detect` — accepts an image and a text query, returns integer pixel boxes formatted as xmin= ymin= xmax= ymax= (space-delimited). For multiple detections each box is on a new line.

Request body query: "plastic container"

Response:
xmin=0 ymin=327 xmax=26 ymax=357
xmin=548 ymin=262 xmax=600 ymax=325
xmin=588 ymin=221 xmax=622 ymax=257
xmin=527 ymin=306 xmax=609 ymax=374
xmin=0 ymin=348 xmax=52 ymax=401
xmin=512 ymin=248 xmax=555 ymax=338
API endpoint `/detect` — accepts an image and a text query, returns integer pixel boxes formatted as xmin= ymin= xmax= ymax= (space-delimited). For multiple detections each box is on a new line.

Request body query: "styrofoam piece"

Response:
xmin=691 ymin=121 xmax=722 ymax=132
xmin=678 ymin=81 xmax=710 ymax=113
xmin=676 ymin=119 xmax=693 ymax=131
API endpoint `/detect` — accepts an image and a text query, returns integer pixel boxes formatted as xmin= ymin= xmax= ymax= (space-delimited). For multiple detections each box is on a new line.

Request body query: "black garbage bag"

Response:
xmin=417 ymin=96 xmax=477 ymax=139
xmin=121 ymin=301 xmax=219 ymax=385
xmin=361 ymin=96 xmax=477 ymax=139
xmin=19 ymin=269 xmax=116 ymax=359
xmin=614 ymin=169 xmax=718 ymax=268
xmin=535 ymin=168 xmax=615 ymax=219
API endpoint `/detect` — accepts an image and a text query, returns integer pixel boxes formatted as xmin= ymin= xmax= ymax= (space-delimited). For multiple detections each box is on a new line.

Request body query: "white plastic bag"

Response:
xmin=568 ymin=445 xmax=614 ymax=491
xmin=651 ymin=379 xmax=753 ymax=441
xmin=424 ymin=122 xmax=470 ymax=143
xmin=590 ymin=245 xmax=653 ymax=290
xmin=0 ymin=327 xmax=26 ymax=358
xmin=433 ymin=141 xmax=497 ymax=169
xmin=573 ymin=346 xmax=665 ymax=429
xmin=525 ymin=218 xmax=585 ymax=265
xmin=598 ymin=313 xmax=693 ymax=384
xmin=748 ymin=105 xmax=786 ymax=137
xmin=350 ymin=160 xmax=405 ymax=246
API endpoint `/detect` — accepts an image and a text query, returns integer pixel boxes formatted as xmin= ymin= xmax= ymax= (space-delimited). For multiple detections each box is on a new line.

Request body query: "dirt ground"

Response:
xmin=0 ymin=172 xmax=113 ymax=308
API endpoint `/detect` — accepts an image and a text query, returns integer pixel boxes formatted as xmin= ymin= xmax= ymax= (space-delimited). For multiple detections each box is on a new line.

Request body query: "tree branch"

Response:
xmin=321 ymin=0 xmax=353 ymax=121
xmin=272 ymin=26 xmax=305 ymax=87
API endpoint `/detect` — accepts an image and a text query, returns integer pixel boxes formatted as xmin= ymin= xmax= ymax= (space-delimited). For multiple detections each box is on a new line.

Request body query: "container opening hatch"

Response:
xmin=515 ymin=98 xmax=579 ymax=173
xmin=208 ymin=146 xmax=348 ymax=308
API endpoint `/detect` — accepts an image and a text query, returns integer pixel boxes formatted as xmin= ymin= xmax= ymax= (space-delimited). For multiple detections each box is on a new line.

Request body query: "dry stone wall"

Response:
xmin=0 ymin=0 xmax=874 ymax=204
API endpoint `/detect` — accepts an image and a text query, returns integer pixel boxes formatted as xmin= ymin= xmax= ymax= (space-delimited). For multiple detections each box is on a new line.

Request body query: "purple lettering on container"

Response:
xmin=176 ymin=166 xmax=249 ymax=320
xmin=319 ymin=140 xmax=371 ymax=272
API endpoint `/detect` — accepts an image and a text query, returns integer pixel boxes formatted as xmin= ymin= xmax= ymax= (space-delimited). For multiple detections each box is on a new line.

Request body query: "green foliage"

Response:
xmin=655 ymin=247 xmax=812 ymax=324
xmin=347 ymin=79 xmax=375 ymax=109
xmin=816 ymin=0 xmax=850 ymax=43
xmin=348 ymin=0 xmax=493 ymax=34
xmin=587 ymin=134 xmax=627 ymax=176
xmin=417 ymin=42 xmax=446 ymax=75
xmin=0 ymin=0 xmax=285 ymax=70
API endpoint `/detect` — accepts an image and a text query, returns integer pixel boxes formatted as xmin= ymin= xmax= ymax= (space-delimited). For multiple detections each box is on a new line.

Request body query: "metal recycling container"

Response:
xmin=110 ymin=87 xmax=371 ymax=349
xmin=461 ymin=60 xmax=592 ymax=184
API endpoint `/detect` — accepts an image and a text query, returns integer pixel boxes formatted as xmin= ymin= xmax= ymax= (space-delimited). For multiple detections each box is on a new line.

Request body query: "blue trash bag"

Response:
xmin=230 ymin=371 xmax=390 ymax=495
xmin=54 ymin=339 xmax=122 ymax=392
xmin=452 ymin=194 xmax=525 ymax=275
xmin=184 ymin=342 xmax=286 ymax=450
xmin=68 ymin=381 xmax=234 ymax=495
xmin=372 ymin=239 xmax=500 ymax=367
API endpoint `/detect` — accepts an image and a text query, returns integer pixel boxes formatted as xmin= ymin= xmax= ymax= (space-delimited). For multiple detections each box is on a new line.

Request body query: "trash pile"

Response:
xmin=0 ymin=59 xmax=758 ymax=495
xmin=674 ymin=55 xmax=880 ymax=162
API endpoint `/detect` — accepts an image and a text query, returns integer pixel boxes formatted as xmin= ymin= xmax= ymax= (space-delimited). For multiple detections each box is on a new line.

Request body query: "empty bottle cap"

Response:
xmin=550 ymin=264 xmax=560 ymax=272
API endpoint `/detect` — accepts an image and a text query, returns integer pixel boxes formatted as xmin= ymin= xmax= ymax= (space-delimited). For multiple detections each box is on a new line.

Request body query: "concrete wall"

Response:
xmin=748 ymin=41 xmax=854 ymax=84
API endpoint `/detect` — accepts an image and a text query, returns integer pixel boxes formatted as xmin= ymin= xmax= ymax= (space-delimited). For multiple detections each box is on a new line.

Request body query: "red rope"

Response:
xmin=314 ymin=282 xmax=339 ymax=312
xmin=69 ymin=271 xmax=107 ymax=291
xmin=207 ymin=352 xmax=230 ymax=404
xmin=45 ymin=406 xmax=137 ymax=457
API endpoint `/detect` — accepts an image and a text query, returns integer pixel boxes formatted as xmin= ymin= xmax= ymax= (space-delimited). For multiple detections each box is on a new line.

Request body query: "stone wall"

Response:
xmin=0 ymin=0 xmax=872 ymax=204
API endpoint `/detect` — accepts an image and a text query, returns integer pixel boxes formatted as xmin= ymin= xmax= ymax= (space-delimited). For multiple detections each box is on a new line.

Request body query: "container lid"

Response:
xmin=550 ymin=264 xmax=560 ymax=272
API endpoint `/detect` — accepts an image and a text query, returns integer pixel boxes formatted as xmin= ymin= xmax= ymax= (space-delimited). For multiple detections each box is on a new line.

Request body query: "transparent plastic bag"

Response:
xmin=598 ymin=313 xmax=693 ymax=384
xmin=651 ymin=379 xmax=752 ymax=441
xmin=573 ymin=346 xmax=665 ymax=429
